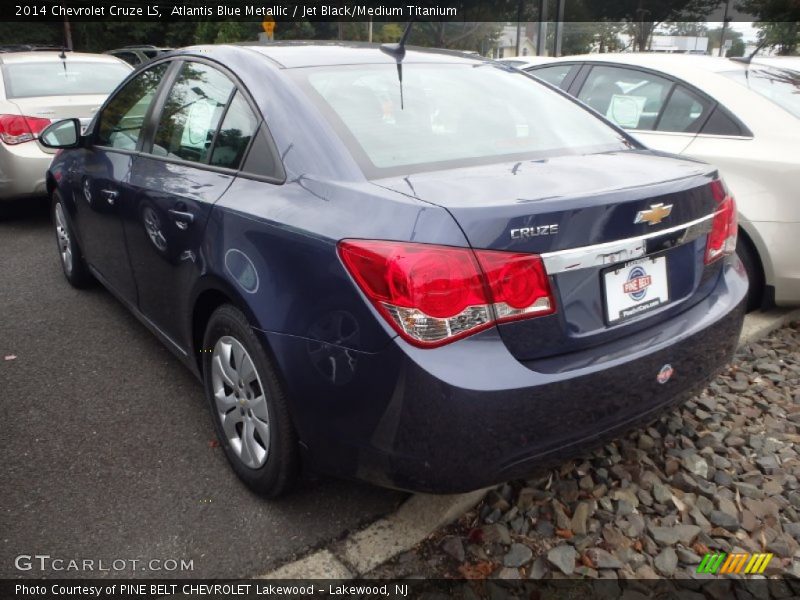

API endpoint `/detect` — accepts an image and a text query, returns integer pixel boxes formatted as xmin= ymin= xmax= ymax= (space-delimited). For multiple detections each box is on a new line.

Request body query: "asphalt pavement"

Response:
xmin=0 ymin=199 xmax=405 ymax=579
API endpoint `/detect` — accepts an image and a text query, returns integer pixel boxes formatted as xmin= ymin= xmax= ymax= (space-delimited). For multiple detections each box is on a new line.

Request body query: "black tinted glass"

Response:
xmin=96 ymin=62 xmax=167 ymax=150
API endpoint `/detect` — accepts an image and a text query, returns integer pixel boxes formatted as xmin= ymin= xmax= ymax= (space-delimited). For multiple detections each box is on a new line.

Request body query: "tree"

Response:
xmin=738 ymin=0 xmax=800 ymax=55
xmin=665 ymin=21 xmax=709 ymax=36
xmin=708 ymin=27 xmax=744 ymax=52
xmin=590 ymin=0 xmax=722 ymax=51
xmin=753 ymin=21 xmax=800 ymax=55
xmin=727 ymin=37 xmax=746 ymax=56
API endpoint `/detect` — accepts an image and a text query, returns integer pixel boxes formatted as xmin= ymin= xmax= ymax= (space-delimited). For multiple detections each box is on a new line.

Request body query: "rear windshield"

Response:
xmin=2 ymin=61 xmax=131 ymax=99
xmin=721 ymin=67 xmax=800 ymax=119
xmin=292 ymin=63 xmax=632 ymax=176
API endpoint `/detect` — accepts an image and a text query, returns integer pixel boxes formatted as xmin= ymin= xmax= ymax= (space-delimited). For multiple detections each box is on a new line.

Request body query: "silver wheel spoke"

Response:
xmin=253 ymin=417 xmax=270 ymax=453
xmin=212 ymin=354 xmax=236 ymax=389
xmin=239 ymin=353 xmax=257 ymax=387
xmin=240 ymin=418 xmax=257 ymax=467
xmin=221 ymin=409 xmax=242 ymax=443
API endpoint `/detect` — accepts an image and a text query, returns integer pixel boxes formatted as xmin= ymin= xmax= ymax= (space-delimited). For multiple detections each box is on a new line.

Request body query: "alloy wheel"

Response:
xmin=211 ymin=336 xmax=270 ymax=469
xmin=54 ymin=202 xmax=73 ymax=275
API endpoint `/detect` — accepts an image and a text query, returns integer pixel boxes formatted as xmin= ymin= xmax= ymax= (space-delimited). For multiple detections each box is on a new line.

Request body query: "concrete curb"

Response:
xmin=738 ymin=307 xmax=800 ymax=347
xmin=258 ymin=308 xmax=799 ymax=579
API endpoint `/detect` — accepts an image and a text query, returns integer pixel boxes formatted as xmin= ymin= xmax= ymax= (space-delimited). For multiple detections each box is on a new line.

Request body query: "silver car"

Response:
xmin=0 ymin=50 xmax=131 ymax=201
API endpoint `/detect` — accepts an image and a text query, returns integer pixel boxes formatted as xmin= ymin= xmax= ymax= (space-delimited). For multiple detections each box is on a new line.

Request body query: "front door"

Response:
xmin=123 ymin=61 xmax=259 ymax=346
xmin=73 ymin=62 xmax=170 ymax=301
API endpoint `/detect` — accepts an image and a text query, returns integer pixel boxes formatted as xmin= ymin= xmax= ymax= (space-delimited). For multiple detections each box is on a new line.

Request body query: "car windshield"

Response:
xmin=293 ymin=63 xmax=632 ymax=176
xmin=721 ymin=67 xmax=800 ymax=119
xmin=2 ymin=61 xmax=130 ymax=98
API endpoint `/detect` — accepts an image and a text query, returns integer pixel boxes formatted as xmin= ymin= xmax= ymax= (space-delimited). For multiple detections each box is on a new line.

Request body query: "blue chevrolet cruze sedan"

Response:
xmin=40 ymin=43 xmax=747 ymax=496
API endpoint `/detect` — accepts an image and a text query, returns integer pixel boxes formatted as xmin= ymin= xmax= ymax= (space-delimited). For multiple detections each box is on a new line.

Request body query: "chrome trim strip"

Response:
xmin=541 ymin=213 xmax=715 ymax=274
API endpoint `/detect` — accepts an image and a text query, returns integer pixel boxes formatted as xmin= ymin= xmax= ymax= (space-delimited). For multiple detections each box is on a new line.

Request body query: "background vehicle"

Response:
xmin=0 ymin=50 xmax=130 ymax=201
xmin=105 ymin=45 xmax=172 ymax=66
xmin=523 ymin=54 xmax=800 ymax=310
xmin=41 ymin=44 xmax=746 ymax=496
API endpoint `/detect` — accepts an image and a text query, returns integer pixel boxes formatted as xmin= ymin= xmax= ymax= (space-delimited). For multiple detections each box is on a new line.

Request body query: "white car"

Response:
xmin=0 ymin=50 xmax=131 ymax=202
xmin=522 ymin=53 xmax=800 ymax=309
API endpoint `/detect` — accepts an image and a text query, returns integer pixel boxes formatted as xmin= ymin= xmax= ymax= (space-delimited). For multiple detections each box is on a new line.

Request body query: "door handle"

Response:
xmin=100 ymin=189 xmax=118 ymax=205
xmin=168 ymin=208 xmax=195 ymax=230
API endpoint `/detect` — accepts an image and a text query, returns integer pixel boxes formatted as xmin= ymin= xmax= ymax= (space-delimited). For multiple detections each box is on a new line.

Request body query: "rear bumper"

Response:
xmin=0 ymin=141 xmax=53 ymax=200
xmin=265 ymin=257 xmax=747 ymax=493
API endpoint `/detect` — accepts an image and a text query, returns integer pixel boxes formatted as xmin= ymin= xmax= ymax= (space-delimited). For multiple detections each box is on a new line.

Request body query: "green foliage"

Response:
xmin=739 ymin=0 xmax=800 ymax=55
xmin=727 ymin=38 xmax=746 ymax=56
xmin=754 ymin=21 xmax=799 ymax=55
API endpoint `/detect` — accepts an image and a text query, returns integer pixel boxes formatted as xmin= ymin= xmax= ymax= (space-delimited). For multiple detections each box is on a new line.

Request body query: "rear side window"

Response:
xmin=578 ymin=65 xmax=673 ymax=130
xmin=151 ymin=62 xmax=234 ymax=164
xmin=701 ymin=105 xmax=747 ymax=136
xmin=209 ymin=91 xmax=258 ymax=169
xmin=241 ymin=123 xmax=281 ymax=179
xmin=96 ymin=62 xmax=168 ymax=150
xmin=529 ymin=64 xmax=573 ymax=88
xmin=2 ymin=61 xmax=130 ymax=99
xmin=656 ymin=85 xmax=710 ymax=133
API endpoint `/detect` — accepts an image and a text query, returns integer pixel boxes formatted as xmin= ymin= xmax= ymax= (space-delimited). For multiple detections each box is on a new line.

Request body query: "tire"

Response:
xmin=202 ymin=304 xmax=299 ymax=497
xmin=736 ymin=236 xmax=764 ymax=312
xmin=52 ymin=191 xmax=93 ymax=288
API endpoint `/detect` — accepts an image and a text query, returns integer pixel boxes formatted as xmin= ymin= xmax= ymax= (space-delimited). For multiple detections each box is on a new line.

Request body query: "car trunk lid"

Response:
xmin=374 ymin=150 xmax=723 ymax=360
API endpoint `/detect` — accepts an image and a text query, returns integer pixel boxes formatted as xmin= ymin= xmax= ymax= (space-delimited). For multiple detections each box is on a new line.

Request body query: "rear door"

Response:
xmin=72 ymin=62 xmax=169 ymax=302
xmin=123 ymin=60 xmax=257 ymax=346
xmin=566 ymin=64 xmax=713 ymax=154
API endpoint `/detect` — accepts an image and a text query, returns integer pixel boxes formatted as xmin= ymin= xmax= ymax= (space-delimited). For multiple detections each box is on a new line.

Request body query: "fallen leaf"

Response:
xmin=580 ymin=553 xmax=596 ymax=569
xmin=467 ymin=527 xmax=483 ymax=544
xmin=208 ymin=440 xmax=220 ymax=448
xmin=693 ymin=542 xmax=709 ymax=556
xmin=457 ymin=561 xmax=495 ymax=580
xmin=4 ymin=355 xmax=16 ymax=361
xmin=671 ymin=494 xmax=686 ymax=512
xmin=555 ymin=528 xmax=574 ymax=539
xmin=633 ymin=539 xmax=644 ymax=552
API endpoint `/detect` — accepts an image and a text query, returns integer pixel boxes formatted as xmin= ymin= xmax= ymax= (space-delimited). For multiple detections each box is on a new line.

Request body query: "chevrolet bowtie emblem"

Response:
xmin=635 ymin=203 xmax=673 ymax=226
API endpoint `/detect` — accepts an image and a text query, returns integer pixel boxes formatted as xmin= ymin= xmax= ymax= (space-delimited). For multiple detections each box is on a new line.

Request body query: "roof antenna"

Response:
xmin=380 ymin=17 xmax=415 ymax=110
xmin=58 ymin=46 xmax=67 ymax=59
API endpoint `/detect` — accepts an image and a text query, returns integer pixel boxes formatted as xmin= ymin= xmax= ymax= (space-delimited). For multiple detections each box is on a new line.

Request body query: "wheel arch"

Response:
xmin=190 ymin=276 xmax=268 ymax=374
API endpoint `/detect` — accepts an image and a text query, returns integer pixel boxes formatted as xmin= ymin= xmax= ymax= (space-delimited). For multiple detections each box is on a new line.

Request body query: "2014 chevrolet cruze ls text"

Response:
xmin=40 ymin=43 xmax=747 ymax=496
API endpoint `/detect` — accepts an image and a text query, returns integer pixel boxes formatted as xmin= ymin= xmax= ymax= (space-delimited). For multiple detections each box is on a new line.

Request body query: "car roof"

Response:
xmin=0 ymin=51 xmax=128 ymax=65
xmin=235 ymin=42 xmax=486 ymax=69
xmin=540 ymin=53 xmax=750 ymax=75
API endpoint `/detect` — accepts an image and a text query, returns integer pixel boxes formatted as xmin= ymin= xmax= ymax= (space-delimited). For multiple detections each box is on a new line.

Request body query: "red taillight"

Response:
xmin=0 ymin=114 xmax=51 ymax=145
xmin=338 ymin=240 xmax=555 ymax=347
xmin=705 ymin=179 xmax=738 ymax=264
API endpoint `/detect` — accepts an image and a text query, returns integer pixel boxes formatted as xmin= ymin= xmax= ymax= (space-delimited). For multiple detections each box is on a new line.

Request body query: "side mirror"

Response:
xmin=39 ymin=118 xmax=82 ymax=149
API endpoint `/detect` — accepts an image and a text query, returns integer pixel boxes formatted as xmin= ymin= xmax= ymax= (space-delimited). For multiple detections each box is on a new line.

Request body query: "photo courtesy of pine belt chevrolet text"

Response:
xmin=38 ymin=42 xmax=747 ymax=497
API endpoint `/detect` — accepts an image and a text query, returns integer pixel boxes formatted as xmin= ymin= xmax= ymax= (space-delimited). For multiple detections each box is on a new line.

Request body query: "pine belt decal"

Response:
xmin=696 ymin=552 xmax=773 ymax=575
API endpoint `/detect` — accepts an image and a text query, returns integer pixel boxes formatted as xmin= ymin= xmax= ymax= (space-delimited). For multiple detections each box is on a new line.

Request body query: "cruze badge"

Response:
xmin=635 ymin=203 xmax=673 ymax=226
xmin=510 ymin=224 xmax=559 ymax=240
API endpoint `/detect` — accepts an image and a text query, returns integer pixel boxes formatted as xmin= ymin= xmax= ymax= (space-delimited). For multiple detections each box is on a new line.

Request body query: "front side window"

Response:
xmin=722 ymin=67 xmax=800 ymax=119
xmin=577 ymin=65 xmax=673 ymax=130
xmin=151 ymin=62 xmax=234 ymax=163
xmin=2 ymin=60 xmax=130 ymax=99
xmin=293 ymin=63 xmax=631 ymax=176
xmin=96 ymin=62 xmax=168 ymax=151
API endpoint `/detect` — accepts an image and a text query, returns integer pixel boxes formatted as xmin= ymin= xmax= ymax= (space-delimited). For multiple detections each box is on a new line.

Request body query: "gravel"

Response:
xmin=372 ymin=322 xmax=800 ymax=584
